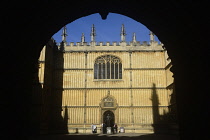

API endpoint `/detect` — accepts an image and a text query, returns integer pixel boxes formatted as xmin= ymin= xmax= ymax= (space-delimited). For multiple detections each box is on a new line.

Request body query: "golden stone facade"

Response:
xmin=37 ymin=27 xmax=177 ymax=134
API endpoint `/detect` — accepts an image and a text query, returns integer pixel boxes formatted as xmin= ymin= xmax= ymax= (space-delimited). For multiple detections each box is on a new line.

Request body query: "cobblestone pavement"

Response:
xmin=30 ymin=133 xmax=180 ymax=140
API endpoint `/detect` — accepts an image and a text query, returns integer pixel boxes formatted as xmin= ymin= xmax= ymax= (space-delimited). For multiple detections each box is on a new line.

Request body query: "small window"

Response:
xmin=94 ymin=55 xmax=122 ymax=79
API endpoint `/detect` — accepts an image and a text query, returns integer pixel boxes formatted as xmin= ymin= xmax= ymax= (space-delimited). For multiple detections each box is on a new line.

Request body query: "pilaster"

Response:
xmin=129 ymin=51 xmax=134 ymax=127
xmin=84 ymin=51 xmax=88 ymax=132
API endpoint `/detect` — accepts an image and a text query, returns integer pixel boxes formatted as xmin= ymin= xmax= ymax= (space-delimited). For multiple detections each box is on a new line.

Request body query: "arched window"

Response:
xmin=94 ymin=55 xmax=122 ymax=79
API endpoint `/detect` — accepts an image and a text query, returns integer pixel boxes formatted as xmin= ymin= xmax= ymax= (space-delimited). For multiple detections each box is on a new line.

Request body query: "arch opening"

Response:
xmin=103 ymin=110 xmax=115 ymax=127
xmin=36 ymin=12 xmax=177 ymax=135
xmin=4 ymin=2 xmax=209 ymax=139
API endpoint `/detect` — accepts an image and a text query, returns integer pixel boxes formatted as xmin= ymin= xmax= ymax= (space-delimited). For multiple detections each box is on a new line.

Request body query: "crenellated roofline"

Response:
xmin=57 ymin=41 xmax=164 ymax=52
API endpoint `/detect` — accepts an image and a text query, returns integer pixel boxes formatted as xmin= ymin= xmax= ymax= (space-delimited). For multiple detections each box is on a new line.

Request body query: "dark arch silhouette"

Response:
xmin=103 ymin=110 xmax=115 ymax=128
xmin=1 ymin=1 xmax=209 ymax=140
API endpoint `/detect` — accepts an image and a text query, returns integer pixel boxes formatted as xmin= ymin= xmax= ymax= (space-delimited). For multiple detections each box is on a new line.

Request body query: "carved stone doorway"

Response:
xmin=103 ymin=110 xmax=115 ymax=127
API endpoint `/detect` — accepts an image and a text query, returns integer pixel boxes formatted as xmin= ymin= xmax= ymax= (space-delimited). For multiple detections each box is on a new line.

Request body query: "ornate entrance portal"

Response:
xmin=100 ymin=91 xmax=118 ymax=128
xmin=103 ymin=110 xmax=115 ymax=127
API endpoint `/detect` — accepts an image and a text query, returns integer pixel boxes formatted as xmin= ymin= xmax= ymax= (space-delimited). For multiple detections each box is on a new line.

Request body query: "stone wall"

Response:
xmin=52 ymin=44 xmax=173 ymax=133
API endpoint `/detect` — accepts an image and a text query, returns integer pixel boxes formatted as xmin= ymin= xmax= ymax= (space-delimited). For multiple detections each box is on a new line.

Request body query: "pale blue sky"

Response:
xmin=52 ymin=13 xmax=160 ymax=43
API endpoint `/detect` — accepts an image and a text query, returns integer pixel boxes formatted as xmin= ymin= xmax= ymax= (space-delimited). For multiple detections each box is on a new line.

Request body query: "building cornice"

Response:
xmin=62 ymin=105 xmax=169 ymax=108
xmin=55 ymin=68 xmax=167 ymax=71
xmin=55 ymin=87 xmax=168 ymax=90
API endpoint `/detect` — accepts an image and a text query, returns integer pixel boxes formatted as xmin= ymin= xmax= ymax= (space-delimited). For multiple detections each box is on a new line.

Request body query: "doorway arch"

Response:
xmin=103 ymin=110 xmax=115 ymax=127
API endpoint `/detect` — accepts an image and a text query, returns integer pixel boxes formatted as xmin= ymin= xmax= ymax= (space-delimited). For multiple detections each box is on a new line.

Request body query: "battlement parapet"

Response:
xmin=62 ymin=41 xmax=161 ymax=47
xmin=59 ymin=41 xmax=164 ymax=52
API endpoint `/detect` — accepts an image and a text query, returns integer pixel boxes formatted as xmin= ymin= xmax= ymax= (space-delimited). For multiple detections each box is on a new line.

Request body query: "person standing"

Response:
xmin=113 ymin=123 xmax=118 ymax=133
xmin=102 ymin=122 xmax=106 ymax=134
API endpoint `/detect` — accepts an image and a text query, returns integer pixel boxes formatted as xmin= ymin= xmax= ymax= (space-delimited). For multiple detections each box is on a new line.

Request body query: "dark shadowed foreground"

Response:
xmin=30 ymin=133 xmax=179 ymax=140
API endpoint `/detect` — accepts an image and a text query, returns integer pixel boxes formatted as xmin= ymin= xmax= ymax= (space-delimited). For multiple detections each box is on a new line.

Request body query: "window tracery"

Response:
xmin=94 ymin=55 xmax=122 ymax=79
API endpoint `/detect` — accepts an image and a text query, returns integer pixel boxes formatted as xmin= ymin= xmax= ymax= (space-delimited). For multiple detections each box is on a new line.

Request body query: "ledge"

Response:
xmin=93 ymin=79 xmax=123 ymax=82
xmin=62 ymin=105 xmax=169 ymax=108
xmin=64 ymin=68 xmax=93 ymax=70
xmin=56 ymin=87 xmax=168 ymax=90
xmin=124 ymin=68 xmax=165 ymax=70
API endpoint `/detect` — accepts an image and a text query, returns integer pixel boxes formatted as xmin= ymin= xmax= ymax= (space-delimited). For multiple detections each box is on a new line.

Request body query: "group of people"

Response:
xmin=91 ymin=123 xmax=118 ymax=134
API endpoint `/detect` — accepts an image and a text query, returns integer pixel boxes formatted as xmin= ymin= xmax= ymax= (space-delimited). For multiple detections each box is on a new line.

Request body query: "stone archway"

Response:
xmin=2 ymin=1 xmax=209 ymax=139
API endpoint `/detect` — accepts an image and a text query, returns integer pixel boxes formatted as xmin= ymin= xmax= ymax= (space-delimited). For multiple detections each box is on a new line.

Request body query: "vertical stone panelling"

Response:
xmin=67 ymin=108 xmax=84 ymax=124
xmin=86 ymin=107 xmax=100 ymax=124
xmin=87 ymin=73 xmax=129 ymax=88
xmin=166 ymin=65 xmax=174 ymax=86
xmin=156 ymin=89 xmax=169 ymax=106
xmin=164 ymin=51 xmax=171 ymax=66
xmin=132 ymin=70 xmax=140 ymax=87
xmin=86 ymin=89 xmax=107 ymax=106
xmin=64 ymin=52 xmax=85 ymax=69
xmin=39 ymin=46 xmax=46 ymax=61
xmin=133 ymin=107 xmax=142 ymax=124
xmin=132 ymin=89 xmax=152 ymax=106
xmin=86 ymin=89 xmax=132 ymax=106
xmin=132 ymin=52 xmax=165 ymax=68
xmin=118 ymin=108 xmax=132 ymax=124
xmin=62 ymin=90 xmax=84 ymax=106
xmin=63 ymin=53 xmax=68 ymax=69
xmin=132 ymin=89 xmax=168 ymax=106
xmin=139 ymin=107 xmax=153 ymax=124
xmin=133 ymin=107 xmax=153 ymax=124
xmin=132 ymin=70 xmax=166 ymax=87
xmin=63 ymin=71 xmax=85 ymax=88
xmin=87 ymin=52 xmax=94 ymax=69
xmin=86 ymin=89 xmax=131 ymax=106
xmin=38 ymin=63 xmax=45 ymax=83
xmin=86 ymin=70 xmax=94 ymax=88
xmin=55 ymin=47 xmax=174 ymax=133
xmin=119 ymin=52 xmax=128 ymax=68
xmin=111 ymin=89 xmax=131 ymax=106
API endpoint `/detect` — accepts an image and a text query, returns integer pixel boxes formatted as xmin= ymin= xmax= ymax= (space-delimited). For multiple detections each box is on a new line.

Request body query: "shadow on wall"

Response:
xmin=33 ymin=40 xmax=178 ymax=135
xmin=151 ymin=83 xmax=179 ymax=134
xmin=31 ymin=60 xmax=44 ymax=135
xmin=63 ymin=106 xmax=69 ymax=133
xmin=32 ymin=40 xmax=69 ymax=134
xmin=47 ymin=41 xmax=68 ymax=134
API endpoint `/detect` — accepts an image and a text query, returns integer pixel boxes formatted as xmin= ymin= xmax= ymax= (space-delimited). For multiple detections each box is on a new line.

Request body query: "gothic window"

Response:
xmin=94 ymin=55 xmax=122 ymax=79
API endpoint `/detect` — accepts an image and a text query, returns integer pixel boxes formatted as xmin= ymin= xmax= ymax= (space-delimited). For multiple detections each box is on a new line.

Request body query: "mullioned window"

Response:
xmin=94 ymin=55 xmax=122 ymax=79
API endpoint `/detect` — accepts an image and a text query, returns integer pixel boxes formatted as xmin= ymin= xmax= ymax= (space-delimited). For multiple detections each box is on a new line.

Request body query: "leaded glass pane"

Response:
xmin=107 ymin=61 xmax=110 ymax=79
xmin=115 ymin=63 xmax=118 ymax=79
xmin=94 ymin=55 xmax=122 ymax=79
xmin=94 ymin=63 xmax=97 ymax=79
xmin=119 ymin=63 xmax=122 ymax=79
